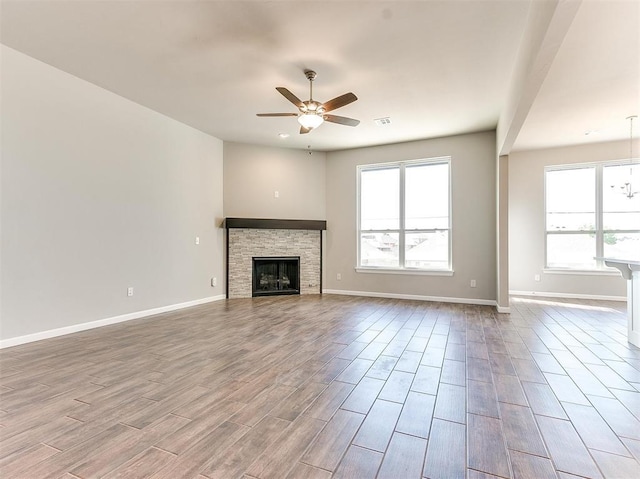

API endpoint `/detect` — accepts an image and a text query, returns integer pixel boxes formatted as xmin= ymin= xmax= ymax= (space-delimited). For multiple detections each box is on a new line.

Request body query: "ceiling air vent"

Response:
xmin=374 ymin=117 xmax=392 ymax=126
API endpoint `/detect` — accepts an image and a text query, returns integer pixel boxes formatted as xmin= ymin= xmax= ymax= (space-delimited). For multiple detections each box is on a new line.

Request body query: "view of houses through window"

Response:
xmin=545 ymin=161 xmax=640 ymax=270
xmin=358 ymin=158 xmax=451 ymax=271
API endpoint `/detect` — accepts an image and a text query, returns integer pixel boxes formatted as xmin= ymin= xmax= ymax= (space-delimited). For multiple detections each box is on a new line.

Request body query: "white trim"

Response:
xmin=496 ymin=305 xmax=511 ymax=314
xmin=355 ymin=267 xmax=454 ymax=276
xmin=543 ymin=268 xmax=620 ymax=276
xmin=0 ymin=295 xmax=226 ymax=349
xmin=509 ymin=290 xmax=626 ymax=302
xmin=323 ymin=288 xmax=496 ymax=306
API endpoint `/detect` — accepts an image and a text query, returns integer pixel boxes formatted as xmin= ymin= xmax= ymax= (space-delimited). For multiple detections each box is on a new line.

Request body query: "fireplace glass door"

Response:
xmin=252 ymin=257 xmax=300 ymax=297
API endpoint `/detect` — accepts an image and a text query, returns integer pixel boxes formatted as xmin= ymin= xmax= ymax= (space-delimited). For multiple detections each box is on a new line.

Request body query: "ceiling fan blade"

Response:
xmin=256 ymin=113 xmax=299 ymax=117
xmin=300 ymin=126 xmax=311 ymax=134
xmin=276 ymin=87 xmax=304 ymax=109
xmin=324 ymin=114 xmax=360 ymax=127
xmin=321 ymin=92 xmax=357 ymax=112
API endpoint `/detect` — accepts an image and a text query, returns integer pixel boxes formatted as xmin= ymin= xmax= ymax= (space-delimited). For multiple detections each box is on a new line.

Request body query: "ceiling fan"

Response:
xmin=257 ymin=70 xmax=360 ymax=134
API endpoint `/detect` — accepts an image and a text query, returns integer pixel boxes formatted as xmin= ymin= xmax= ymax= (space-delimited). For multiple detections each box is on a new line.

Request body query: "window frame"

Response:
xmin=544 ymin=159 xmax=640 ymax=272
xmin=356 ymin=156 xmax=452 ymax=274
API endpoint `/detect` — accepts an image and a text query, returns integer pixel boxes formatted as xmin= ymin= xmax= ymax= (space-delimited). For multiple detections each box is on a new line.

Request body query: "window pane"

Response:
xmin=405 ymin=163 xmax=449 ymax=229
xmin=603 ymin=163 xmax=640 ymax=230
xmin=361 ymin=168 xmax=399 ymax=230
xmin=360 ymin=232 xmax=399 ymax=267
xmin=546 ymin=233 xmax=596 ymax=269
xmin=405 ymin=231 xmax=449 ymax=269
xmin=546 ymin=168 xmax=595 ymax=231
xmin=603 ymin=232 xmax=640 ymax=260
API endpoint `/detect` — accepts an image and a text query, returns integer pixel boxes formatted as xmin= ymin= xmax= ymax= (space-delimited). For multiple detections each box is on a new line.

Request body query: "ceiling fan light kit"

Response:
xmin=298 ymin=113 xmax=324 ymax=129
xmin=257 ymin=69 xmax=360 ymax=134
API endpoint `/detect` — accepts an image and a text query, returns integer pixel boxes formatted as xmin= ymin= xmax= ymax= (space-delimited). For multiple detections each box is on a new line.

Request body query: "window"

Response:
xmin=357 ymin=158 xmax=451 ymax=272
xmin=545 ymin=161 xmax=640 ymax=270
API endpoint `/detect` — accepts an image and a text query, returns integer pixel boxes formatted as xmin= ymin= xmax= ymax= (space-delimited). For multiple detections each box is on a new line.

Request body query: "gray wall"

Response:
xmin=1 ymin=46 xmax=225 ymax=341
xmin=223 ymin=142 xmax=326 ymax=220
xmin=509 ymin=140 xmax=633 ymax=298
xmin=325 ymin=131 xmax=497 ymax=302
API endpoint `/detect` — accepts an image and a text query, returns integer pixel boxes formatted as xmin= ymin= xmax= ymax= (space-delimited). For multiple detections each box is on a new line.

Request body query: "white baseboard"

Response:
xmin=509 ymin=290 xmax=626 ymax=302
xmin=0 ymin=295 xmax=226 ymax=349
xmin=496 ymin=305 xmax=512 ymax=314
xmin=323 ymin=288 xmax=497 ymax=307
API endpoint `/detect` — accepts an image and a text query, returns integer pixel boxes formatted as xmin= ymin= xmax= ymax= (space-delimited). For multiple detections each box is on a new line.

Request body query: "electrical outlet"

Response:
xmin=470 ymin=279 xmax=477 ymax=288
xmin=274 ymin=190 xmax=279 ymax=198
xmin=534 ymin=274 xmax=541 ymax=282
xmin=195 ymin=236 xmax=200 ymax=245
xmin=211 ymin=277 xmax=217 ymax=287
xmin=127 ymin=287 xmax=134 ymax=297
xmin=337 ymin=273 xmax=342 ymax=280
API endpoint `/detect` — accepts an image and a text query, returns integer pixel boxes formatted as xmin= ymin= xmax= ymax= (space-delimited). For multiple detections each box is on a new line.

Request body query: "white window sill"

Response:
xmin=356 ymin=267 xmax=454 ymax=276
xmin=543 ymin=268 xmax=621 ymax=276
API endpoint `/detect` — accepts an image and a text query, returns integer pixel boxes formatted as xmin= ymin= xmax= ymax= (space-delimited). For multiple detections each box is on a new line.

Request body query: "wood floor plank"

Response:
xmin=610 ymin=387 xmax=640 ymax=420
xmin=521 ymin=381 xmax=567 ymax=419
xmin=494 ymin=373 xmax=528 ymax=406
xmin=102 ymin=447 xmax=176 ymax=479
xmin=376 ymin=432 xmax=427 ymax=479
xmin=0 ymin=443 xmax=60 ymax=478
xmin=339 ymin=377 xmax=383 ymax=415
xmin=334 ymin=358 xmax=373 ymax=384
xmin=352 ymin=399 xmax=403 ymax=452
xmin=71 ymin=413 xmax=188 ymax=478
xmin=535 ymin=415 xmax=603 ymax=478
xmin=420 ymin=347 xmax=446 ymax=367
xmin=395 ymin=391 xmax=436 ymax=439
xmin=588 ymin=395 xmax=640 ymax=441
xmin=531 ymin=352 xmax=566 ymax=375
xmin=300 ymin=408 xmax=365 ymax=472
xmin=303 ymin=380 xmax=354 ymax=420
xmin=467 ymin=358 xmax=493 ymax=383
xmin=358 ymin=341 xmax=388 ymax=361
xmin=284 ymin=462 xmax=332 ymax=479
xmin=423 ymin=419 xmax=466 ymax=479
xmin=562 ymin=402 xmax=630 ymax=456
xmin=590 ymin=449 xmax=640 ymax=479
xmin=268 ymin=381 xmax=327 ymax=422
xmin=509 ymin=450 xmax=557 ymax=479
xmin=434 ymin=383 xmax=466 ymax=424
xmin=378 ymin=370 xmax=414 ymax=403
xmin=155 ymin=420 xmax=251 ymax=479
xmin=365 ymin=355 xmax=398 ymax=380
xmin=499 ymin=402 xmax=548 ymax=457
xmin=411 ymin=365 xmax=441 ymax=395
xmin=544 ymin=373 xmax=590 ymax=406
xmin=310 ymin=357 xmax=351 ymax=384
xmin=198 ymin=416 xmax=289 ymax=479
xmin=244 ymin=414 xmax=326 ymax=479
xmin=332 ymin=445 xmax=383 ymax=479
xmin=467 ymin=413 xmax=511 ymax=478
xmin=440 ymin=359 xmax=466 ymax=386
xmin=467 ymin=379 xmax=500 ymax=418
xmin=396 ymin=350 xmax=423 ymax=373
xmin=229 ymin=384 xmax=297 ymax=427
xmin=153 ymin=400 xmax=243 ymax=455
xmin=19 ymin=423 xmax=140 ymax=479
xmin=512 ymin=358 xmax=546 ymax=383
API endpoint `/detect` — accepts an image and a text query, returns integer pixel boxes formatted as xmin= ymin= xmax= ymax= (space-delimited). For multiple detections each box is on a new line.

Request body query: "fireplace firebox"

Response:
xmin=252 ymin=257 xmax=300 ymax=297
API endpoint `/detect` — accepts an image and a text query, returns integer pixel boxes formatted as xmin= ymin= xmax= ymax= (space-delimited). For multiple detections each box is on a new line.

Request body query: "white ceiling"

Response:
xmin=1 ymin=0 xmax=638 ymax=153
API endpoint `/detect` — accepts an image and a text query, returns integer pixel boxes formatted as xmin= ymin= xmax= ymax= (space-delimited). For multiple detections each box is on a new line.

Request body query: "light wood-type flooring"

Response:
xmin=1 ymin=294 xmax=640 ymax=478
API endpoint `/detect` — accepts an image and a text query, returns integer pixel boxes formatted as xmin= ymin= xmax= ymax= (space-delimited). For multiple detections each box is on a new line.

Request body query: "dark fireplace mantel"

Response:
xmin=224 ymin=217 xmax=326 ymax=231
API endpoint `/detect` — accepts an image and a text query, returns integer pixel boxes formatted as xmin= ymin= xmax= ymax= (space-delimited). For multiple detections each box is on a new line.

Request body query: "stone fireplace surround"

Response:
xmin=224 ymin=218 xmax=326 ymax=299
